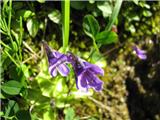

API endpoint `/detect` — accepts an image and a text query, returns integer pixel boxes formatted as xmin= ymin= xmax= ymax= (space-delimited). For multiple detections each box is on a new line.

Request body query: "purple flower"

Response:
xmin=43 ymin=42 xmax=70 ymax=77
xmin=133 ymin=46 xmax=147 ymax=60
xmin=67 ymin=52 xmax=104 ymax=92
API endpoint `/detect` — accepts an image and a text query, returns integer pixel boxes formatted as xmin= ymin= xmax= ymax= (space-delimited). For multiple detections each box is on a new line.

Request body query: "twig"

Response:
xmin=23 ymin=41 xmax=39 ymax=58
xmin=22 ymin=51 xmax=41 ymax=64
xmin=88 ymin=96 xmax=112 ymax=112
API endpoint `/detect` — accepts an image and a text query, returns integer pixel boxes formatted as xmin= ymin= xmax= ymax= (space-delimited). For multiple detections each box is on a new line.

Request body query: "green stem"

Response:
xmin=92 ymin=37 xmax=99 ymax=53
xmin=105 ymin=0 xmax=123 ymax=31
xmin=3 ymin=51 xmax=19 ymax=67
xmin=0 ymin=41 xmax=12 ymax=50
xmin=62 ymin=0 xmax=70 ymax=52
xmin=8 ymin=0 xmax=12 ymax=31
xmin=19 ymin=16 xmax=23 ymax=61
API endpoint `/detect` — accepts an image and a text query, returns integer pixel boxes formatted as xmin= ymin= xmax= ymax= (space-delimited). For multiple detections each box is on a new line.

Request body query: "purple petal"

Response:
xmin=49 ymin=54 xmax=68 ymax=70
xmin=50 ymin=68 xmax=57 ymax=77
xmin=133 ymin=46 xmax=147 ymax=60
xmin=94 ymin=82 xmax=103 ymax=92
xmin=83 ymin=62 xmax=104 ymax=75
xmin=57 ymin=64 xmax=70 ymax=76
xmin=77 ymin=73 xmax=88 ymax=92
xmin=84 ymin=71 xmax=103 ymax=91
xmin=136 ymin=48 xmax=146 ymax=54
xmin=138 ymin=54 xmax=147 ymax=60
xmin=48 ymin=53 xmax=69 ymax=77
xmin=54 ymin=51 xmax=63 ymax=58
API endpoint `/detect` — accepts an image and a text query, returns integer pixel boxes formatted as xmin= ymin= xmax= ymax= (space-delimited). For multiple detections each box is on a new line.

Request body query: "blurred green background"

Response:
xmin=1 ymin=0 xmax=160 ymax=120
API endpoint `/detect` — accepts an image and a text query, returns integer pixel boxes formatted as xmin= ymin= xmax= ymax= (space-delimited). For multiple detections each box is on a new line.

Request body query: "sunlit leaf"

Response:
xmin=97 ymin=2 xmax=112 ymax=18
xmin=48 ymin=10 xmax=61 ymax=24
xmin=132 ymin=0 xmax=139 ymax=5
xmin=83 ymin=14 xmax=100 ymax=39
xmin=64 ymin=108 xmax=75 ymax=120
xmin=43 ymin=108 xmax=56 ymax=120
xmin=143 ymin=10 xmax=152 ymax=17
xmin=96 ymin=31 xmax=118 ymax=45
xmin=2 ymin=80 xmax=23 ymax=95
xmin=17 ymin=10 xmax=35 ymax=21
xmin=129 ymin=24 xmax=136 ymax=33
xmin=27 ymin=18 xmax=39 ymax=37
xmin=37 ymin=0 xmax=45 ymax=3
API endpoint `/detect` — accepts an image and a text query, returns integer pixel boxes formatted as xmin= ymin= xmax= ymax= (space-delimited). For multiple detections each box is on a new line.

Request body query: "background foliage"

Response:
xmin=1 ymin=0 xmax=160 ymax=120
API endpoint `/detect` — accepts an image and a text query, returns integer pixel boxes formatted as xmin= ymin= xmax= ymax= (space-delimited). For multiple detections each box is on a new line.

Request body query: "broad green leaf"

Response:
xmin=5 ymin=100 xmax=19 ymax=117
xmin=64 ymin=108 xmax=75 ymax=120
xmin=36 ymin=58 xmax=54 ymax=97
xmin=20 ymin=64 xmax=30 ymax=79
xmin=97 ymin=2 xmax=112 ymax=18
xmin=9 ymin=65 xmax=26 ymax=87
xmin=48 ymin=10 xmax=61 ymax=24
xmin=27 ymin=18 xmax=39 ymax=37
xmin=43 ymin=108 xmax=56 ymax=120
xmin=12 ymin=41 xmax=18 ymax=52
xmin=83 ymin=15 xmax=100 ymax=39
xmin=0 ymin=111 xmax=4 ymax=117
xmin=96 ymin=31 xmax=118 ymax=45
xmin=1 ymin=80 xmax=23 ymax=95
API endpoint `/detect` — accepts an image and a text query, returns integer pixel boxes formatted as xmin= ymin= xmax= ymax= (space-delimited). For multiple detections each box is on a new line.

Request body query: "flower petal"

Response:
xmin=138 ymin=54 xmax=147 ymax=60
xmin=83 ymin=62 xmax=104 ymax=75
xmin=77 ymin=72 xmax=88 ymax=92
xmin=57 ymin=64 xmax=70 ymax=76
xmin=84 ymin=71 xmax=103 ymax=91
xmin=50 ymin=68 xmax=57 ymax=77
xmin=94 ymin=82 xmax=103 ymax=92
xmin=133 ymin=46 xmax=147 ymax=60
xmin=137 ymin=48 xmax=146 ymax=54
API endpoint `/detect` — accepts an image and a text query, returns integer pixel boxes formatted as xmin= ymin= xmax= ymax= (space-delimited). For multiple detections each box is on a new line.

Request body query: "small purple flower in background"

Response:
xmin=43 ymin=42 xmax=70 ymax=77
xmin=67 ymin=52 xmax=104 ymax=92
xmin=133 ymin=46 xmax=147 ymax=60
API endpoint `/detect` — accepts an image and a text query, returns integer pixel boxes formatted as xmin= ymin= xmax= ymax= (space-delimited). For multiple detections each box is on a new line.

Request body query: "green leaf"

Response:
xmin=5 ymin=100 xmax=19 ymax=117
xmin=132 ymin=0 xmax=139 ymax=5
xmin=16 ymin=110 xmax=31 ymax=120
xmin=48 ymin=10 xmax=61 ymax=24
xmin=70 ymin=1 xmax=86 ymax=10
xmin=64 ymin=108 xmax=75 ymax=120
xmin=96 ymin=31 xmax=118 ymax=45
xmin=97 ymin=2 xmax=112 ymax=18
xmin=11 ymin=41 xmax=18 ymax=52
xmin=143 ymin=10 xmax=152 ymax=17
xmin=1 ymin=80 xmax=23 ymax=95
xmin=83 ymin=14 xmax=100 ymax=39
xmin=37 ymin=0 xmax=45 ymax=3
xmin=27 ymin=18 xmax=39 ymax=37
xmin=43 ymin=108 xmax=56 ymax=120
xmin=17 ymin=10 xmax=35 ymax=21
xmin=128 ymin=24 xmax=136 ymax=33
xmin=20 ymin=64 xmax=30 ymax=79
